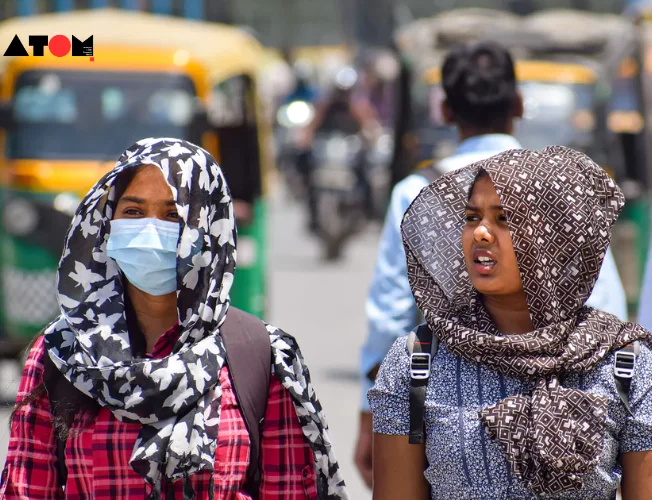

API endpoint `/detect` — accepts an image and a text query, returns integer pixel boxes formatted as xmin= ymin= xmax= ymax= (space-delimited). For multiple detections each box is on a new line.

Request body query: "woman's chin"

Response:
xmin=469 ymin=275 xmax=504 ymax=296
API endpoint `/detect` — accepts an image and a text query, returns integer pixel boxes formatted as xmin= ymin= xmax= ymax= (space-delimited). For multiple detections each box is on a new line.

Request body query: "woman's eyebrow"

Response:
xmin=117 ymin=197 xmax=176 ymax=206
xmin=118 ymin=196 xmax=144 ymax=204
xmin=465 ymin=204 xmax=504 ymax=211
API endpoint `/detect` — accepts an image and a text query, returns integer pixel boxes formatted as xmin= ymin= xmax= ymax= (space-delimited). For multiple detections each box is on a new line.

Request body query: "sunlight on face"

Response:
xmin=461 ymin=174 xmax=523 ymax=297
xmin=114 ymin=165 xmax=179 ymax=223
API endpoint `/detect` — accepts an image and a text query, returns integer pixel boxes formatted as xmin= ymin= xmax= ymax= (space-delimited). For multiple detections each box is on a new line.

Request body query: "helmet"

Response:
xmin=293 ymin=58 xmax=315 ymax=82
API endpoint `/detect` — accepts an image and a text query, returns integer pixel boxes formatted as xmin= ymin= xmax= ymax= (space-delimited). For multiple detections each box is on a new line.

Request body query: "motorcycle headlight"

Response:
xmin=277 ymin=101 xmax=315 ymax=128
xmin=3 ymin=198 xmax=39 ymax=236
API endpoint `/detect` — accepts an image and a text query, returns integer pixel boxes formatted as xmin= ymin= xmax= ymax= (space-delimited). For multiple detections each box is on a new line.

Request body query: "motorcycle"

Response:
xmin=311 ymin=132 xmax=369 ymax=261
xmin=275 ymin=99 xmax=316 ymax=202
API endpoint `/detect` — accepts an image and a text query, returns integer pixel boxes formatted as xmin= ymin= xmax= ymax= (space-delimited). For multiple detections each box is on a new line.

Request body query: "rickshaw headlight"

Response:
xmin=3 ymin=198 xmax=39 ymax=236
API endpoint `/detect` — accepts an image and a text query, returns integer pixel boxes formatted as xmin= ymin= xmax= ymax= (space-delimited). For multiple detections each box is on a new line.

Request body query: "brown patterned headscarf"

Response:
xmin=401 ymin=145 xmax=651 ymax=495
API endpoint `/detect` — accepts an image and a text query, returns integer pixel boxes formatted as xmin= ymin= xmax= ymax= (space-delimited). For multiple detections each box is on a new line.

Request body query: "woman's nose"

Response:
xmin=474 ymin=224 xmax=494 ymax=243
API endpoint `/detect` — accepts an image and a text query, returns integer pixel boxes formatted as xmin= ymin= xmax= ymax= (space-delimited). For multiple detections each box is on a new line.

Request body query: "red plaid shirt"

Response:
xmin=1 ymin=329 xmax=318 ymax=499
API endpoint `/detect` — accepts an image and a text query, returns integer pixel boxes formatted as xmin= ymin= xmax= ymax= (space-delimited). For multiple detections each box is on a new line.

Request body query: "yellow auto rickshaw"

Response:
xmin=0 ymin=9 xmax=273 ymax=357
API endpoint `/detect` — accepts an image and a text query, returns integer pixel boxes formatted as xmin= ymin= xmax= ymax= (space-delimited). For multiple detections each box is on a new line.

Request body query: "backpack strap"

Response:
xmin=415 ymin=161 xmax=443 ymax=185
xmin=613 ymin=341 xmax=640 ymax=417
xmin=406 ymin=323 xmax=438 ymax=445
xmin=220 ymin=307 xmax=272 ymax=499
xmin=42 ymin=350 xmax=72 ymax=487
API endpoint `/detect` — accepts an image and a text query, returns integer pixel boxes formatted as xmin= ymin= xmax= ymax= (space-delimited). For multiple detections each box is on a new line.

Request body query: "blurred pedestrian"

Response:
xmin=369 ymin=146 xmax=652 ymax=498
xmin=354 ymin=42 xmax=628 ymax=487
xmin=1 ymin=138 xmax=348 ymax=500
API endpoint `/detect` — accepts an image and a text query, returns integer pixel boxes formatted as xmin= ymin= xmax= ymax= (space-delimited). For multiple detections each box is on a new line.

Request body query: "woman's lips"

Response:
xmin=472 ymin=248 xmax=497 ymax=276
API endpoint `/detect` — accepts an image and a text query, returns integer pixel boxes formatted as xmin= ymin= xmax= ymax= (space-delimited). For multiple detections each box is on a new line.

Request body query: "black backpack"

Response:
xmin=43 ymin=307 xmax=272 ymax=498
xmin=406 ymin=323 xmax=640 ymax=445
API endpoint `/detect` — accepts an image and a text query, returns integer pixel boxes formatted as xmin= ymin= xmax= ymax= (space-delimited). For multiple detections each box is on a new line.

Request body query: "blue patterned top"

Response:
xmin=368 ymin=336 xmax=652 ymax=499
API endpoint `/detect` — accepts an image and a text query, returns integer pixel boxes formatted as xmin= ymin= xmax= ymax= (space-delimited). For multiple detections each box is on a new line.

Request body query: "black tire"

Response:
xmin=323 ymin=234 xmax=343 ymax=261
xmin=317 ymin=192 xmax=346 ymax=261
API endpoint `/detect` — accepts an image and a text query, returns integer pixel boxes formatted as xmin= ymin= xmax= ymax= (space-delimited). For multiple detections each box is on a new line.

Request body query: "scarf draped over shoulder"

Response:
xmin=43 ymin=138 xmax=348 ymax=499
xmin=401 ymin=145 xmax=650 ymax=495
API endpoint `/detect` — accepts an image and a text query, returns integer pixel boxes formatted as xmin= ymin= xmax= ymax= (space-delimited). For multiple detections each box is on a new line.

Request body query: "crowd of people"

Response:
xmin=1 ymin=40 xmax=652 ymax=500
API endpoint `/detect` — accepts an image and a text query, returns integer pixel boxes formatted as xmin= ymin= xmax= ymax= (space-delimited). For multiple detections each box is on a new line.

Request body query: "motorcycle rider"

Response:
xmin=283 ymin=59 xmax=319 ymax=106
xmin=296 ymin=66 xmax=381 ymax=232
xmin=354 ymin=50 xmax=400 ymax=129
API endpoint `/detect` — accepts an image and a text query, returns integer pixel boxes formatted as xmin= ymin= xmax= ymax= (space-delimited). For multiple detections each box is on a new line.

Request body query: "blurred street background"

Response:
xmin=1 ymin=0 xmax=652 ymax=498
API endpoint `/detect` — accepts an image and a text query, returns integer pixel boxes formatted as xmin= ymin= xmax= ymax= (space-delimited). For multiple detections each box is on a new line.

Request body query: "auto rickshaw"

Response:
xmin=389 ymin=8 xmax=647 ymax=316
xmin=0 ymin=9 xmax=272 ymax=358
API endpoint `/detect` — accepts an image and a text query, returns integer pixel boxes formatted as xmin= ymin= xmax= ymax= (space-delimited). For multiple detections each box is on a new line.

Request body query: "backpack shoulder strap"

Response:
xmin=42 ymin=350 xmax=72 ymax=487
xmin=613 ymin=341 xmax=640 ymax=417
xmin=220 ymin=307 xmax=272 ymax=498
xmin=406 ymin=323 xmax=438 ymax=445
xmin=415 ymin=161 xmax=443 ymax=185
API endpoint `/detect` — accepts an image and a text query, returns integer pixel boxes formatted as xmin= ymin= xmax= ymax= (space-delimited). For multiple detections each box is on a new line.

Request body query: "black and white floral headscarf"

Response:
xmin=401 ymin=145 xmax=651 ymax=495
xmin=43 ymin=138 xmax=348 ymax=499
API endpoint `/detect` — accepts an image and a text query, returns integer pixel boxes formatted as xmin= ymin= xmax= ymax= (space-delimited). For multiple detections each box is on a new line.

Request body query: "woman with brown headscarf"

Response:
xmin=368 ymin=146 xmax=652 ymax=499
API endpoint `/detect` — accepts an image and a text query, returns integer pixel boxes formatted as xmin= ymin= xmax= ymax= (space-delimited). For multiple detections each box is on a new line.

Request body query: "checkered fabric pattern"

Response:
xmin=1 ymin=331 xmax=318 ymax=499
xmin=1 ymin=267 xmax=59 ymax=325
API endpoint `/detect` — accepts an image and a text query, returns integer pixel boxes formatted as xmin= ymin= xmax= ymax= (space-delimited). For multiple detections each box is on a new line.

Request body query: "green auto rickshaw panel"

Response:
xmin=0 ymin=190 xmax=62 ymax=340
xmin=229 ymin=198 xmax=267 ymax=319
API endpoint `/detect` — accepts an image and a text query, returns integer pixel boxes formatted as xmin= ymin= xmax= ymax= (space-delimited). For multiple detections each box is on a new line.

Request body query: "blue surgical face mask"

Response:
xmin=107 ymin=218 xmax=180 ymax=296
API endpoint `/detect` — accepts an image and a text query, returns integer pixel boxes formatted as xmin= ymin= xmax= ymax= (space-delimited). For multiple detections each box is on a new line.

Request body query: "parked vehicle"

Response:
xmin=0 ymin=9 xmax=273 ymax=358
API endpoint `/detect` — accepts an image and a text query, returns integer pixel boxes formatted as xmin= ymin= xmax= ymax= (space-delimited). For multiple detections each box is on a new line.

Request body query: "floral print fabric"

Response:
xmin=42 ymin=138 xmax=347 ymax=499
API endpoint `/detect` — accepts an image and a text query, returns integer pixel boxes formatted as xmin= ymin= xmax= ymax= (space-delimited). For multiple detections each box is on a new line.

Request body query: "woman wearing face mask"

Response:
xmin=1 ymin=138 xmax=348 ymax=500
xmin=368 ymin=146 xmax=652 ymax=499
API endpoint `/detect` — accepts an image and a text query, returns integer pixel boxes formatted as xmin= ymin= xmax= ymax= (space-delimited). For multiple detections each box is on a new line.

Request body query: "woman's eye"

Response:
xmin=168 ymin=212 xmax=180 ymax=220
xmin=498 ymin=214 xmax=508 ymax=223
xmin=465 ymin=214 xmax=480 ymax=222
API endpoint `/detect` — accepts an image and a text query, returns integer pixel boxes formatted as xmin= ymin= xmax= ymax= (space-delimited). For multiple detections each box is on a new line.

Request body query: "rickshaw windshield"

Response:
xmin=7 ymin=70 xmax=197 ymax=161
xmin=411 ymin=77 xmax=596 ymax=160
xmin=515 ymin=81 xmax=595 ymax=150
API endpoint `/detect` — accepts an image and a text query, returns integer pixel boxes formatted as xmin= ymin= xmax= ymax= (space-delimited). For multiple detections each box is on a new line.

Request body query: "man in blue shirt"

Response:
xmin=354 ymin=41 xmax=629 ymax=487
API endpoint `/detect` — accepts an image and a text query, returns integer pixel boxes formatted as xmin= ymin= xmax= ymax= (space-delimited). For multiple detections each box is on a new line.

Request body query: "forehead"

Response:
xmin=119 ymin=164 xmax=173 ymax=200
xmin=468 ymin=176 xmax=502 ymax=205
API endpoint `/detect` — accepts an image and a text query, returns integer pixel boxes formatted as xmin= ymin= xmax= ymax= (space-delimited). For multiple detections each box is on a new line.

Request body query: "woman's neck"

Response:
xmin=126 ymin=284 xmax=178 ymax=353
xmin=481 ymin=291 xmax=534 ymax=335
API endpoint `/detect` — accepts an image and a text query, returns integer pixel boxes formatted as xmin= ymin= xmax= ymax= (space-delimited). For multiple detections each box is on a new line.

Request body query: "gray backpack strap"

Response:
xmin=42 ymin=352 xmax=72 ymax=487
xmin=216 ymin=307 xmax=272 ymax=499
xmin=416 ymin=161 xmax=443 ymax=184
xmin=407 ymin=323 xmax=439 ymax=445
xmin=613 ymin=340 xmax=640 ymax=417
